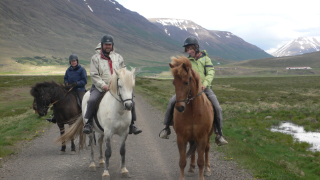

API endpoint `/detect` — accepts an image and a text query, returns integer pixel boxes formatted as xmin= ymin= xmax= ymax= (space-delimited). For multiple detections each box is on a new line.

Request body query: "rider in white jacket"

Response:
xmin=82 ymin=34 xmax=142 ymax=135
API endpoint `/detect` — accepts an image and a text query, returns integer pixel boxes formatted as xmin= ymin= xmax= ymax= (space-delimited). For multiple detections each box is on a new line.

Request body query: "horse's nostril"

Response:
xmin=175 ymin=106 xmax=185 ymax=112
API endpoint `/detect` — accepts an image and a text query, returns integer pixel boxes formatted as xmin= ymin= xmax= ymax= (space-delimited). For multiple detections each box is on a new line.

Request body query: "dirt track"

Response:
xmin=0 ymin=94 xmax=253 ymax=180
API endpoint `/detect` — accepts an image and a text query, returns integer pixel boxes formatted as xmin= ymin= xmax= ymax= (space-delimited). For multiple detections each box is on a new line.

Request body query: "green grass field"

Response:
xmin=134 ymin=75 xmax=320 ymax=180
xmin=1 ymin=75 xmax=320 ymax=179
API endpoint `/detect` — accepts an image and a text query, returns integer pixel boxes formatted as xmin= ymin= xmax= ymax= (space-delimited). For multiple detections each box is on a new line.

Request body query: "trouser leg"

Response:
xmin=77 ymin=91 xmax=85 ymax=102
xmin=131 ymin=100 xmax=136 ymax=124
xmin=84 ymin=86 xmax=103 ymax=124
xmin=204 ymin=89 xmax=223 ymax=135
xmin=163 ymin=94 xmax=176 ymax=128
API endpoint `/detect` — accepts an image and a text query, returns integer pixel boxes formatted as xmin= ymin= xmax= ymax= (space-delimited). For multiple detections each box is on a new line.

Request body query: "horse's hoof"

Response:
xmin=70 ymin=151 xmax=76 ymax=155
xmin=204 ymin=170 xmax=212 ymax=177
xmin=121 ymin=172 xmax=131 ymax=178
xmin=186 ymin=171 xmax=195 ymax=177
xmin=99 ymin=162 xmax=105 ymax=168
xmin=59 ymin=151 xmax=66 ymax=155
xmin=89 ymin=162 xmax=96 ymax=172
xmin=102 ymin=170 xmax=110 ymax=180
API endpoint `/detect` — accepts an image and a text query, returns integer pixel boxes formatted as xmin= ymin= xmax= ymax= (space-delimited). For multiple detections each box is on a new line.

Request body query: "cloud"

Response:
xmin=117 ymin=0 xmax=320 ymax=51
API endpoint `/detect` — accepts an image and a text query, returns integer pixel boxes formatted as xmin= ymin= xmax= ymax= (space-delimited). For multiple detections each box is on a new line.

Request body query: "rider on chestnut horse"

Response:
xmin=159 ymin=36 xmax=228 ymax=146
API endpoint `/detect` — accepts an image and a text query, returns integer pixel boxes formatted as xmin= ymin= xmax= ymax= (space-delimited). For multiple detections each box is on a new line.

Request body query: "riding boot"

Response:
xmin=129 ymin=121 xmax=142 ymax=135
xmin=46 ymin=115 xmax=56 ymax=123
xmin=82 ymin=118 xmax=93 ymax=134
xmin=159 ymin=95 xmax=175 ymax=139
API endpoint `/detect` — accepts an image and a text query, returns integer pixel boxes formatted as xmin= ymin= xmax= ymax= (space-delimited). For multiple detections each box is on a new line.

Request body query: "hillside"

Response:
xmin=0 ymin=0 xmax=182 ymax=69
xmin=148 ymin=18 xmax=273 ymax=61
xmin=231 ymin=51 xmax=320 ymax=68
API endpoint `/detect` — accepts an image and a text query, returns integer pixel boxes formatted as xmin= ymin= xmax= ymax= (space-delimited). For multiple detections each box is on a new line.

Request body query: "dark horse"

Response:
xmin=169 ymin=56 xmax=214 ymax=180
xmin=30 ymin=81 xmax=81 ymax=154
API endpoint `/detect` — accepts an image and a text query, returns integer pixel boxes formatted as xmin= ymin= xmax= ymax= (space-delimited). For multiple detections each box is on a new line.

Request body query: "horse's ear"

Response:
xmin=169 ymin=63 xmax=174 ymax=68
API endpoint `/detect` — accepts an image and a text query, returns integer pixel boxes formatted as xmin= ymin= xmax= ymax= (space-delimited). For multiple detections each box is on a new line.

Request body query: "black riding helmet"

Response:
xmin=101 ymin=34 xmax=114 ymax=51
xmin=69 ymin=54 xmax=78 ymax=65
xmin=183 ymin=36 xmax=199 ymax=53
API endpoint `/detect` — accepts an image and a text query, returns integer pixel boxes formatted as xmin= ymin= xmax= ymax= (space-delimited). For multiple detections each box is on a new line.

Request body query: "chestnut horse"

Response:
xmin=169 ymin=56 xmax=214 ymax=180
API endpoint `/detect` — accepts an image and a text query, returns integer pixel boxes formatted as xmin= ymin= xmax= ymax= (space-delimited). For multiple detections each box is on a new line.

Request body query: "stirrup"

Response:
xmin=159 ymin=128 xmax=171 ymax=139
xmin=83 ymin=124 xmax=93 ymax=134
xmin=215 ymin=135 xmax=228 ymax=146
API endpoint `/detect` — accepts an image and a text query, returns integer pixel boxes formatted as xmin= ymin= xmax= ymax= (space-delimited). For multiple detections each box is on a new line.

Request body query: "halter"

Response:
xmin=110 ymin=77 xmax=133 ymax=104
xmin=175 ymin=76 xmax=204 ymax=104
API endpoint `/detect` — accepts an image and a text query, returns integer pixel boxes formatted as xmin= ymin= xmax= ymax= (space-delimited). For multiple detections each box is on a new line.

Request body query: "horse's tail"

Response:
xmin=55 ymin=113 xmax=86 ymax=150
xmin=186 ymin=141 xmax=197 ymax=158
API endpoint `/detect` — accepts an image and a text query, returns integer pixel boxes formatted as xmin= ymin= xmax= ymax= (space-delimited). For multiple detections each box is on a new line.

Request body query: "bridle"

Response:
xmin=175 ymin=76 xmax=204 ymax=104
xmin=110 ymin=77 xmax=133 ymax=104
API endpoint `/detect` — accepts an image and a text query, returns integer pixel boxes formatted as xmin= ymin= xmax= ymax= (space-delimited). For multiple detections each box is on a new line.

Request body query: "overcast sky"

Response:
xmin=116 ymin=0 xmax=320 ymax=54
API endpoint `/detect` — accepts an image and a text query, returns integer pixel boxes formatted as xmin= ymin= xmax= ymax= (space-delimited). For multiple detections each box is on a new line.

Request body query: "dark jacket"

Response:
xmin=64 ymin=64 xmax=87 ymax=92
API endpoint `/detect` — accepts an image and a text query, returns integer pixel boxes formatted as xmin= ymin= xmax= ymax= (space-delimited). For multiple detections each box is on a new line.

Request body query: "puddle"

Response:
xmin=270 ymin=122 xmax=320 ymax=152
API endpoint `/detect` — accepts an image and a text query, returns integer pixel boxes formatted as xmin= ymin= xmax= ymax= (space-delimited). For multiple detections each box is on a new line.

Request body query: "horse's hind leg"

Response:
xmin=58 ymin=124 xmax=66 ymax=155
xmin=88 ymin=133 xmax=96 ymax=171
xmin=204 ymin=142 xmax=211 ymax=177
xmin=70 ymin=139 xmax=76 ymax=155
xmin=119 ymin=134 xmax=130 ymax=178
xmin=98 ymin=134 xmax=105 ymax=168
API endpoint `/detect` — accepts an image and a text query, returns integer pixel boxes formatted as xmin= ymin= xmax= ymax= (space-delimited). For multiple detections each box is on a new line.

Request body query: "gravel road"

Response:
xmin=0 ymin=94 xmax=253 ymax=180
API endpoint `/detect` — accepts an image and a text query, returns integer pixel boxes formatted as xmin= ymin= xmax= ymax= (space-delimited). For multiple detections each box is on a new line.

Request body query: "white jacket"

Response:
xmin=89 ymin=51 xmax=125 ymax=92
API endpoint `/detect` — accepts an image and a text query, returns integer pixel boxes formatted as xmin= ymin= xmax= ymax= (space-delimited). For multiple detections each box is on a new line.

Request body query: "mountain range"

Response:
xmin=271 ymin=37 xmax=320 ymax=57
xmin=149 ymin=18 xmax=272 ymax=61
xmin=0 ymin=0 xmax=274 ymax=69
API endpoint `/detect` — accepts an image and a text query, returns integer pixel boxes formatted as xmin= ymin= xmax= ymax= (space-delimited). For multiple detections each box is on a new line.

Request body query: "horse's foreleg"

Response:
xmin=102 ymin=137 xmax=111 ymax=180
xmin=177 ymin=137 xmax=187 ymax=180
xmin=119 ymin=134 xmax=130 ymax=178
xmin=196 ymin=140 xmax=207 ymax=180
xmin=204 ymin=142 xmax=211 ymax=177
xmin=88 ymin=133 xmax=96 ymax=171
xmin=58 ymin=124 xmax=66 ymax=154
xmin=98 ymin=134 xmax=105 ymax=168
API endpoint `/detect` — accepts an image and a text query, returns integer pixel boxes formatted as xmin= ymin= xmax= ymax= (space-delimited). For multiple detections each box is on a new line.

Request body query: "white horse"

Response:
xmin=57 ymin=68 xmax=135 ymax=180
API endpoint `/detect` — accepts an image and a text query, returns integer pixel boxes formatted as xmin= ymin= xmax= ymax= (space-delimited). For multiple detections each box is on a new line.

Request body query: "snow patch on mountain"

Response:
xmin=272 ymin=37 xmax=320 ymax=57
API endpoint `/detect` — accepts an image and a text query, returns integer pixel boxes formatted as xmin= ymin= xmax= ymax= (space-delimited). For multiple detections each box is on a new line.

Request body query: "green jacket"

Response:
xmin=188 ymin=50 xmax=215 ymax=88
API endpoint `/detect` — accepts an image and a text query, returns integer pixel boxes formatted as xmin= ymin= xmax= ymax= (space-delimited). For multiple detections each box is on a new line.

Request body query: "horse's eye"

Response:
xmin=184 ymin=82 xmax=188 ymax=85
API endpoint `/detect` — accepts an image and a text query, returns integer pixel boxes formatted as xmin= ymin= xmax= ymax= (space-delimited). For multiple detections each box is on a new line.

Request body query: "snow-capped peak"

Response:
xmin=272 ymin=37 xmax=320 ymax=57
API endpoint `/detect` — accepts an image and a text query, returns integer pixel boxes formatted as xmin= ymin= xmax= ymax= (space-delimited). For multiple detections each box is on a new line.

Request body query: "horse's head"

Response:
xmin=110 ymin=68 xmax=136 ymax=110
xmin=30 ymin=81 xmax=59 ymax=116
xmin=169 ymin=56 xmax=196 ymax=113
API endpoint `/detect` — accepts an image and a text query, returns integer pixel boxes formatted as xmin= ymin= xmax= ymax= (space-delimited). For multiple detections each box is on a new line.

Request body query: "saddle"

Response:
xmin=71 ymin=91 xmax=82 ymax=110
xmin=93 ymin=91 xmax=108 ymax=132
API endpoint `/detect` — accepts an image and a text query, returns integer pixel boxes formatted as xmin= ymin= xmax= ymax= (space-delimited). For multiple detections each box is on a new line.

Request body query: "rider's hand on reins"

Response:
xmin=102 ymin=85 xmax=109 ymax=91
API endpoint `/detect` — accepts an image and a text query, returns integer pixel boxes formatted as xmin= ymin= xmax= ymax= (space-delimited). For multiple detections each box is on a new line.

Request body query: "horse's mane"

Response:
xmin=170 ymin=56 xmax=202 ymax=91
xmin=109 ymin=68 xmax=135 ymax=94
xmin=30 ymin=81 xmax=66 ymax=98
